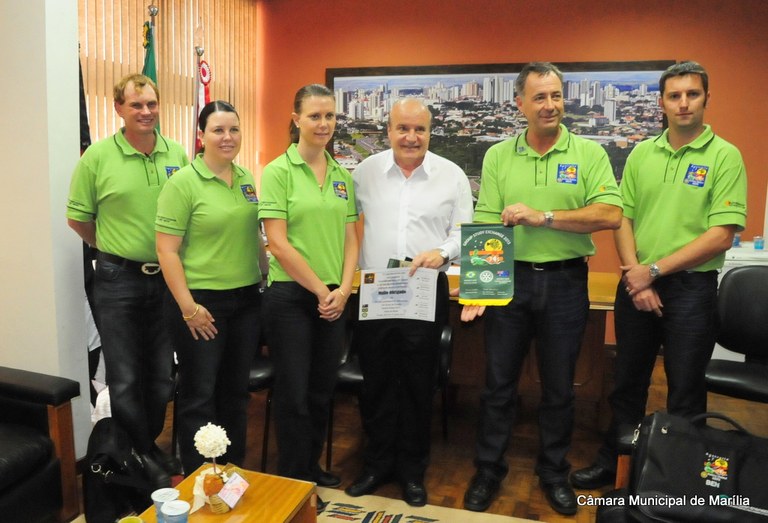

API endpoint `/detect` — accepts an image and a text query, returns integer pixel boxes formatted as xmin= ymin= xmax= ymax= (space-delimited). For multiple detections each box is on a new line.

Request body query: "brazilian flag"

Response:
xmin=141 ymin=22 xmax=156 ymax=83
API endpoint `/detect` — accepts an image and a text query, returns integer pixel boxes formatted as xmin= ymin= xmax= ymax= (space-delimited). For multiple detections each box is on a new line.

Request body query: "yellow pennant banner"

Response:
xmin=459 ymin=223 xmax=514 ymax=306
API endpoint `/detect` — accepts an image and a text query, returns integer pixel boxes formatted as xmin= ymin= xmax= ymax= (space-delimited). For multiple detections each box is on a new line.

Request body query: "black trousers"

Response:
xmin=474 ymin=263 xmax=589 ymax=484
xmin=355 ymin=272 xmax=448 ymax=481
xmin=166 ymin=285 xmax=261 ymax=474
xmin=264 ymin=281 xmax=347 ymax=481
xmin=596 ymin=271 xmax=718 ymax=470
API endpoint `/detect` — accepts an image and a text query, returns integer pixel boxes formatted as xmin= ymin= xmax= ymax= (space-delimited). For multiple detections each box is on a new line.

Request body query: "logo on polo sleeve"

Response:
xmin=557 ymin=164 xmax=578 ymax=184
xmin=240 ymin=184 xmax=258 ymax=203
xmin=165 ymin=166 xmax=181 ymax=178
xmin=684 ymin=164 xmax=709 ymax=187
xmin=333 ymin=181 xmax=349 ymax=200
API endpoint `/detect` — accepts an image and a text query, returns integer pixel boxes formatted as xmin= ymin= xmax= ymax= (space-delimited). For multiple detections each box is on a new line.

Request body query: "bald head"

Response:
xmin=387 ymin=98 xmax=432 ymax=172
xmin=389 ymin=99 xmax=431 ymax=128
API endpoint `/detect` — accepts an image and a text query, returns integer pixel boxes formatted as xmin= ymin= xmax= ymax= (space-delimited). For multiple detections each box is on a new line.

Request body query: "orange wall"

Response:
xmin=257 ymin=0 xmax=768 ymax=277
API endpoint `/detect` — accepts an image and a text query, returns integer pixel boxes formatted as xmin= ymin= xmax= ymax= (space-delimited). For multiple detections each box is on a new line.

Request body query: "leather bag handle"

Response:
xmin=689 ymin=412 xmax=752 ymax=435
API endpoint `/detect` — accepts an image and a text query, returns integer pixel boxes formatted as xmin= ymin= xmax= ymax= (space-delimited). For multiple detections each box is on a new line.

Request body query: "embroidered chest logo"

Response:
xmin=240 ymin=184 xmax=258 ymax=203
xmin=165 ymin=166 xmax=181 ymax=178
xmin=333 ymin=181 xmax=349 ymax=200
xmin=557 ymin=164 xmax=579 ymax=184
xmin=684 ymin=164 xmax=709 ymax=187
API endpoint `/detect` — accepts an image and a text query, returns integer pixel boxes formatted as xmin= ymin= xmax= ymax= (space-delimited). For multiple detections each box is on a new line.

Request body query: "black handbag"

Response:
xmin=83 ymin=418 xmax=152 ymax=523
xmin=628 ymin=411 xmax=768 ymax=522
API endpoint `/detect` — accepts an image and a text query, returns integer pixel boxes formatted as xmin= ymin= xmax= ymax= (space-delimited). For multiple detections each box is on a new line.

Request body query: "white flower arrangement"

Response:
xmin=194 ymin=423 xmax=231 ymax=472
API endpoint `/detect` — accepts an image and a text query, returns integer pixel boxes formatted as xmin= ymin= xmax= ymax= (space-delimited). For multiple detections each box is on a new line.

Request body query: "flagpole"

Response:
xmin=143 ymin=4 xmax=159 ymax=129
xmin=147 ymin=4 xmax=158 ymax=74
xmin=148 ymin=4 xmax=158 ymax=31
xmin=193 ymin=45 xmax=204 ymax=157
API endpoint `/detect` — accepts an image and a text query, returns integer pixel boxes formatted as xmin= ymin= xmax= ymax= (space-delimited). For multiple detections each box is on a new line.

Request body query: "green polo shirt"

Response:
xmin=474 ymin=124 xmax=622 ymax=262
xmin=155 ymin=155 xmax=261 ymax=289
xmin=259 ymin=144 xmax=358 ymax=285
xmin=66 ymin=129 xmax=189 ymax=262
xmin=621 ymin=125 xmax=747 ymax=272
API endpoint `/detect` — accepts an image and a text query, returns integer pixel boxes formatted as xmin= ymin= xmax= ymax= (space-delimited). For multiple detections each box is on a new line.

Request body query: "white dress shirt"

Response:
xmin=353 ymin=149 xmax=474 ymax=271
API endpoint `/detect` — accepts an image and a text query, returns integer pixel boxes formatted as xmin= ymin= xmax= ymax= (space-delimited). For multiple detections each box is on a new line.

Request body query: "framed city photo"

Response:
xmin=327 ymin=60 xmax=674 ymax=194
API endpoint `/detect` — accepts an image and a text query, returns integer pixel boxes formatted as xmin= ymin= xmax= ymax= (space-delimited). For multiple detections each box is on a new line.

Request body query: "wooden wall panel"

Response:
xmin=78 ymin=0 xmax=258 ymax=171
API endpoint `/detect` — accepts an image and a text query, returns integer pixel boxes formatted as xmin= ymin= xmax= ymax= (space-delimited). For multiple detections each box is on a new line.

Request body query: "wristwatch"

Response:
xmin=649 ymin=263 xmax=662 ymax=279
xmin=543 ymin=211 xmax=555 ymax=227
xmin=439 ymin=249 xmax=450 ymax=264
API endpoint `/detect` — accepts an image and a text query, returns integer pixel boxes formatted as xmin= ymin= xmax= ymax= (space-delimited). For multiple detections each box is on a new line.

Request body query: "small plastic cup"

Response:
xmin=151 ymin=487 xmax=180 ymax=523
xmin=754 ymin=236 xmax=765 ymax=250
xmin=160 ymin=500 xmax=191 ymax=523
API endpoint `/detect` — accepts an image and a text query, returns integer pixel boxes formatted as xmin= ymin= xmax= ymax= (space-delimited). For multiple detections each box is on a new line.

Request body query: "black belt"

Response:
xmin=515 ymin=257 xmax=586 ymax=271
xmin=97 ymin=252 xmax=162 ymax=275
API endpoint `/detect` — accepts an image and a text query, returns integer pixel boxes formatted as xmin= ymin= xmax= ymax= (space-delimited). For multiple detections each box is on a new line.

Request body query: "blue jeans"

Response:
xmin=474 ymin=262 xmax=589 ymax=484
xmin=166 ymin=284 xmax=262 ymax=474
xmin=93 ymin=259 xmax=174 ymax=452
xmin=596 ymin=271 xmax=718 ymax=469
xmin=263 ymin=282 xmax=347 ymax=481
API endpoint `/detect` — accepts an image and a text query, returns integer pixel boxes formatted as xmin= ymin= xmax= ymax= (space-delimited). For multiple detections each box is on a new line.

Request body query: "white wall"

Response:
xmin=0 ymin=0 xmax=91 ymax=457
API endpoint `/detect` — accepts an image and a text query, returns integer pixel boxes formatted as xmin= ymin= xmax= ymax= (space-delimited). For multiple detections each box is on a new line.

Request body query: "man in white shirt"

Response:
xmin=345 ymin=98 xmax=474 ymax=506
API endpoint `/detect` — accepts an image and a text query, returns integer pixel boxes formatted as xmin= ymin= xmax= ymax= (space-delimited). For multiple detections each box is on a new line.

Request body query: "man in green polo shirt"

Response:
xmin=572 ymin=61 xmax=747 ymax=490
xmin=67 ymin=73 xmax=188 ymax=487
xmin=462 ymin=62 xmax=623 ymax=516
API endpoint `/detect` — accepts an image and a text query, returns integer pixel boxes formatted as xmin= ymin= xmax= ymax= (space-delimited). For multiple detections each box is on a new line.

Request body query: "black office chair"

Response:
xmin=325 ymin=326 xmax=362 ymax=471
xmin=436 ymin=324 xmax=454 ymax=440
xmin=324 ymin=324 xmax=454 ymax=471
xmin=248 ymin=350 xmax=275 ymax=472
xmin=705 ymin=265 xmax=768 ymax=403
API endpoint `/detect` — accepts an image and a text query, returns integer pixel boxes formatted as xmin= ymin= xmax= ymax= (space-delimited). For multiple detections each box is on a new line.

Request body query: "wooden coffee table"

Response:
xmin=139 ymin=466 xmax=317 ymax=523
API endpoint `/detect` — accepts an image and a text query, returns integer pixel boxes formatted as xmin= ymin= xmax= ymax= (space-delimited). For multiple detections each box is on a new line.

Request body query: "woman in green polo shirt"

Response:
xmin=259 ymin=84 xmax=358 ymax=494
xmin=155 ymin=100 xmax=265 ymax=474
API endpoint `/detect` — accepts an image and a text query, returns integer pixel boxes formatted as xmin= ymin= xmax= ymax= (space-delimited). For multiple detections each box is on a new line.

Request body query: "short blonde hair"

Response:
xmin=113 ymin=73 xmax=159 ymax=104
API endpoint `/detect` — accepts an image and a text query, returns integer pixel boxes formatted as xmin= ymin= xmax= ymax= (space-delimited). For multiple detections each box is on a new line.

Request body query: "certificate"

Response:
xmin=358 ymin=267 xmax=437 ymax=322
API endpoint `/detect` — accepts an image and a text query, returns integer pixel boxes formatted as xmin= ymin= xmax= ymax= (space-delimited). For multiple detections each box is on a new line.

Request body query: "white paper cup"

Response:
xmin=160 ymin=499 xmax=191 ymax=523
xmin=151 ymin=487 xmax=180 ymax=523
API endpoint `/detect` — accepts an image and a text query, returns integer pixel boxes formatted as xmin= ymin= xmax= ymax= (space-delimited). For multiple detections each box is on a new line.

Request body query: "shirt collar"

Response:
xmin=285 ymin=143 xmax=305 ymax=165
xmin=285 ymin=142 xmax=336 ymax=167
xmin=114 ymin=128 xmax=168 ymax=156
xmin=190 ymin=154 xmax=243 ymax=180
xmin=654 ymin=124 xmax=714 ymax=153
xmin=383 ymin=149 xmax=433 ymax=178
xmin=515 ymin=124 xmax=570 ymax=157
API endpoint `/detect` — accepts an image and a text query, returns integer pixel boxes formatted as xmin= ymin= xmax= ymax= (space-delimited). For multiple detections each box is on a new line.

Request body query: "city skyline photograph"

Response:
xmin=327 ymin=61 xmax=674 ymax=192
xmin=334 ymin=70 xmax=662 ymax=92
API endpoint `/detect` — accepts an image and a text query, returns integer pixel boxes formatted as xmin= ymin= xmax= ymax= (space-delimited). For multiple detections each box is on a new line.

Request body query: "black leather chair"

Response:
xmin=0 ymin=366 xmax=80 ymax=523
xmin=324 ymin=324 xmax=454 ymax=471
xmin=705 ymin=265 xmax=768 ymax=403
xmin=325 ymin=327 xmax=363 ymax=471
xmin=248 ymin=350 xmax=275 ymax=472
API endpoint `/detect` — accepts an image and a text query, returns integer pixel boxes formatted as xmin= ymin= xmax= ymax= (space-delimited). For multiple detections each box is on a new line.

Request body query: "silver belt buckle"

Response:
xmin=531 ymin=262 xmax=545 ymax=271
xmin=141 ymin=263 xmax=161 ymax=275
